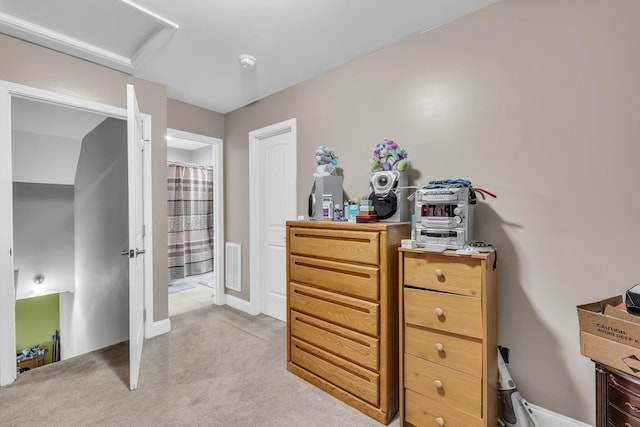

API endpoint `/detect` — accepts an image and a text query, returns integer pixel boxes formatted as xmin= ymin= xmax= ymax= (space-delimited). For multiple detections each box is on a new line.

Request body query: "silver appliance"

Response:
xmin=414 ymin=184 xmax=474 ymax=249
xmin=498 ymin=348 xmax=540 ymax=427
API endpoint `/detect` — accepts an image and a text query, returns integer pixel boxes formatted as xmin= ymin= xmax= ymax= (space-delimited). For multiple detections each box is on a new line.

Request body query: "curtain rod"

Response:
xmin=167 ymin=161 xmax=213 ymax=170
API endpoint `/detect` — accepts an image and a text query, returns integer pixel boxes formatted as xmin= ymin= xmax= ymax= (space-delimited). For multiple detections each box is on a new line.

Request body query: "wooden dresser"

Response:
xmin=286 ymin=220 xmax=409 ymax=424
xmin=399 ymin=249 xmax=498 ymax=426
xmin=595 ymin=361 xmax=640 ymax=427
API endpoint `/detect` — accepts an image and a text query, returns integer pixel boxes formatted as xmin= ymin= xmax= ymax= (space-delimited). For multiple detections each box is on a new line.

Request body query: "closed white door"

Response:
xmin=249 ymin=119 xmax=296 ymax=322
xmin=126 ymin=84 xmax=146 ymax=390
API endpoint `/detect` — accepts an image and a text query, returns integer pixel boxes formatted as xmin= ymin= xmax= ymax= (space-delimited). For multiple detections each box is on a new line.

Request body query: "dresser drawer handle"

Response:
xmin=626 ymin=401 xmax=640 ymax=413
xmin=435 ymin=343 xmax=444 ymax=352
xmin=435 ymin=308 xmax=444 ymax=317
xmin=434 ymin=379 xmax=443 ymax=389
xmin=435 ymin=416 xmax=445 ymax=426
xmin=625 ymin=423 xmax=632 ymax=427
xmin=435 ymin=268 xmax=444 ymax=278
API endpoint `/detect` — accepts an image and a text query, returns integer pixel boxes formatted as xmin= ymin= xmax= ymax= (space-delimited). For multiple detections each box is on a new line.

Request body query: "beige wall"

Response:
xmin=224 ymin=0 xmax=640 ymax=422
xmin=167 ymin=99 xmax=224 ymax=139
xmin=0 ymin=34 xmax=171 ymax=320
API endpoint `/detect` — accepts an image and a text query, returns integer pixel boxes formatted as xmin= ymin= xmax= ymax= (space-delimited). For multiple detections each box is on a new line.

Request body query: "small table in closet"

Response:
xmin=17 ymin=353 xmax=46 ymax=371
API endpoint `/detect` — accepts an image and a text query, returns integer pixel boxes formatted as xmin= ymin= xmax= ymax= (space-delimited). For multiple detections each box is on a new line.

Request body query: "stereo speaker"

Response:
xmin=368 ymin=170 xmax=409 ymax=222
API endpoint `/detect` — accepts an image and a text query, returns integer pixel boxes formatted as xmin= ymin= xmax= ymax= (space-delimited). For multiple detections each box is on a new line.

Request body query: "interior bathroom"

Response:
xmin=166 ymin=137 xmax=216 ymax=316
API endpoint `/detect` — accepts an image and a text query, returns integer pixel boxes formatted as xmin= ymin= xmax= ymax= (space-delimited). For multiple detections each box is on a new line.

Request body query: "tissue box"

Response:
xmin=401 ymin=239 xmax=417 ymax=249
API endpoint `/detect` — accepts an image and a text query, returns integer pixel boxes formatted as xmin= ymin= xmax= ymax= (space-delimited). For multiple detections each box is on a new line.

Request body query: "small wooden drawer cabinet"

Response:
xmin=595 ymin=362 xmax=640 ymax=427
xmin=17 ymin=353 xmax=45 ymax=370
xmin=399 ymin=249 xmax=498 ymax=426
xmin=286 ymin=220 xmax=409 ymax=424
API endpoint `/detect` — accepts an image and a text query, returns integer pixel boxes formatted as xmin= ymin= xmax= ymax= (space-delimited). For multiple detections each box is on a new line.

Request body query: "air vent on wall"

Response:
xmin=225 ymin=242 xmax=241 ymax=292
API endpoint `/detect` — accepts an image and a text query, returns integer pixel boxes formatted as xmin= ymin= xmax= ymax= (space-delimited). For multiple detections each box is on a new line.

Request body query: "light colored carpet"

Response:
xmin=2 ymin=305 xmax=400 ymax=426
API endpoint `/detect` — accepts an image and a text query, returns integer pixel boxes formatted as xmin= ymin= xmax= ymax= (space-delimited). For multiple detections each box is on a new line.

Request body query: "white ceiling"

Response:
xmin=11 ymin=97 xmax=107 ymax=185
xmin=0 ymin=0 xmax=497 ymax=114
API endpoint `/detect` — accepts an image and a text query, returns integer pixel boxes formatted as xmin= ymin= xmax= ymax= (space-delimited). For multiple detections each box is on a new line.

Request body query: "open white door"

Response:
xmin=126 ymin=84 xmax=145 ymax=390
xmin=0 ymin=86 xmax=16 ymax=386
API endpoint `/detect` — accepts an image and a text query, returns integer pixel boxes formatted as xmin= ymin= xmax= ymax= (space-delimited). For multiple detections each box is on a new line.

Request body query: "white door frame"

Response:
xmin=166 ymin=128 xmax=225 ymax=306
xmin=0 ymin=80 xmax=154 ymax=386
xmin=243 ymin=118 xmax=297 ymax=316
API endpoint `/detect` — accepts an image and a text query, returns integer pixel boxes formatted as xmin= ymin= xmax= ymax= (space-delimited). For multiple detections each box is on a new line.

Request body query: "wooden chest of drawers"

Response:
xmin=286 ymin=220 xmax=409 ymax=424
xmin=595 ymin=362 xmax=640 ymax=427
xmin=399 ymin=249 xmax=498 ymax=426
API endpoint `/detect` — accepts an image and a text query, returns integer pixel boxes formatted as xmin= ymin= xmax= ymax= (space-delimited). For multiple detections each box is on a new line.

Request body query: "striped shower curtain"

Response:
xmin=167 ymin=163 xmax=214 ymax=281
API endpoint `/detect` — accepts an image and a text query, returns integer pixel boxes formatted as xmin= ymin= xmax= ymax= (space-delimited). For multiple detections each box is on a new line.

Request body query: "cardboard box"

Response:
xmin=604 ymin=302 xmax=640 ymax=324
xmin=577 ymin=295 xmax=640 ymax=378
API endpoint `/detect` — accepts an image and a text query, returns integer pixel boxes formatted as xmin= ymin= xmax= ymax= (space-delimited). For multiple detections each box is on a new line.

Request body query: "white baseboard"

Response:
xmin=146 ymin=318 xmax=171 ymax=338
xmin=528 ymin=403 xmax=592 ymax=427
xmin=225 ymin=294 xmax=259 ymax=315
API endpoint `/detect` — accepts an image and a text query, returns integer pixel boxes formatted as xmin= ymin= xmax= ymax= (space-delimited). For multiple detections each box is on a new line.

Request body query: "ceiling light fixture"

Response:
xmin=239 ymin=54 xmax=256 ymax=69
xmin=121 ymin=0 xmax=179 ymax=29
xmin=33 ymin=274 xmax=46 ymax=294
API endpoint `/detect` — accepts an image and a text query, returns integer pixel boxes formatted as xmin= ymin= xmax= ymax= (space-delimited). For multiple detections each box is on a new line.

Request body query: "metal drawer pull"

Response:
xmin=625 ymin=423 xmax=631 ymax=427
xmin=435 ymin=268 xmax=444 ymax=278
xmin=435 ymin=308 xmax=444 ymax=317
xmin=626 ymin=401 xmax=640 ymax=413
xmin=434 ymin=379 xmax=443 ymax=389
xmin=435 ymin=343 xmax=444 ymax=352
xmin=435 ymin=417 xmax=445 ymax=426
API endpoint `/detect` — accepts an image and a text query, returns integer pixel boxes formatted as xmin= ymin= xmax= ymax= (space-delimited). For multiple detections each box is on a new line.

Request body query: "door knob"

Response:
xmin=121 ymin=249 xmax=145 ymax=258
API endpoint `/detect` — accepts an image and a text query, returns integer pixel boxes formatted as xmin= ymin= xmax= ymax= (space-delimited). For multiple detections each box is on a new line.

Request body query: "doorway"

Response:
xmin=11 ymin=98 xmax=127 ymax=365
xmin=248 ymin=118 xmax=297 ymax=322
xmin=166 ymin=128 xmax=224 ymax=317
xmin=0 ymin=81 xmax=152 ymax=388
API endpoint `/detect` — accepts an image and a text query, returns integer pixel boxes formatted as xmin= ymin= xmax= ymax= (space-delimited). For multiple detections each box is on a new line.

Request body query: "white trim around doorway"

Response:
xmin=0 ymin=80 xmax=155 ymax=385
xmin=166 ymin=128 xmax=225 ymax=307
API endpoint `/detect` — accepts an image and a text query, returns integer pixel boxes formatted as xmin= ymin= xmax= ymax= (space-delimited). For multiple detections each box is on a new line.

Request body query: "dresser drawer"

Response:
xmin=404 ymin=353 xmax=482 ymax=417
xmin=609 ymin=369 xmax=640 ymax=398
xmin=405 ymin=388 xmax=483 ymax=427
xmin=291 ymin=337 xmax=380 ymax=407
xmin=609 ymin=382 xmax=640 ymax=421
xmin=290 ymin=283 xmax=379 ymax=337
xmin=405 ymin=323 xmax=482 ymax=377
xmin=404 ymin=287 xmax=482 ymax=339
xmin=403 ymin=252 xmax=482 ymax=297
xmin=290 ymin=254 xmax=379 ymax=301
xmin=290 ymin=310 xmax=379 ymax=371
xmin=609 ymin=401 xmax=640 ymax=427
xmin=289 ymin=227 xmax=379 ymax=265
